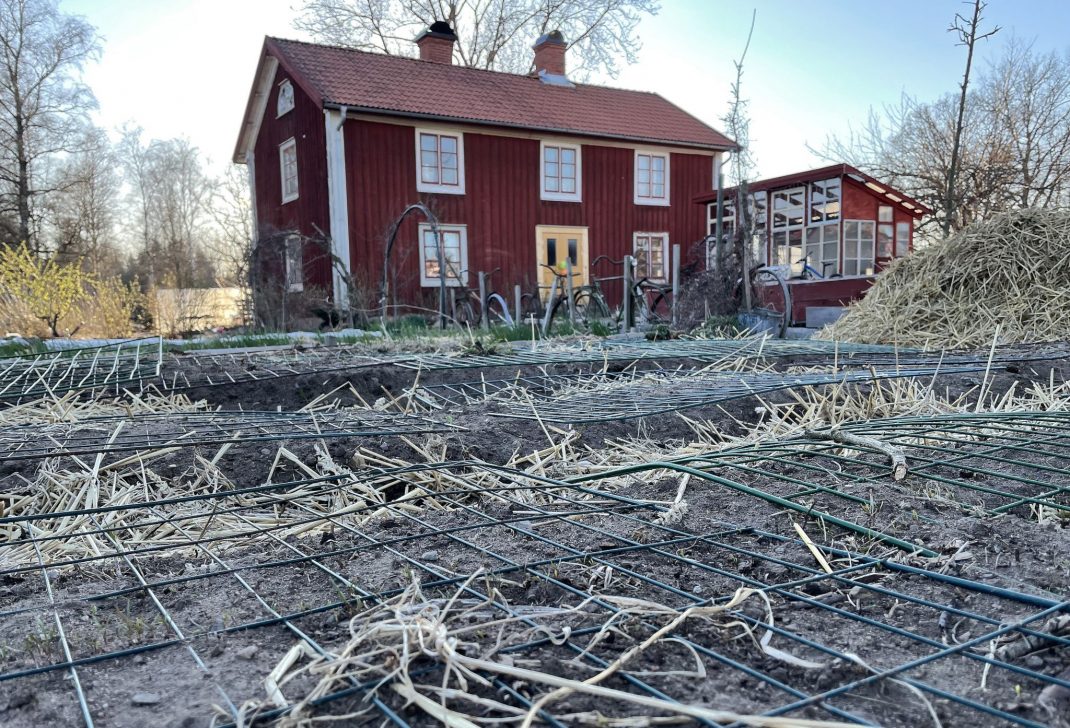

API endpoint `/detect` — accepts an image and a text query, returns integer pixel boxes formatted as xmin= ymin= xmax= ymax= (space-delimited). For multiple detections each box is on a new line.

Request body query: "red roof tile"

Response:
xmin=266 ymin=37 xmax=735 ymax=151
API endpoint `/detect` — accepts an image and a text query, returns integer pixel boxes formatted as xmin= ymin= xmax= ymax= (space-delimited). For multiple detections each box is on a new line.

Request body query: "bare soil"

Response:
xmin=2 ymin=344 xmax=1069 ymax=727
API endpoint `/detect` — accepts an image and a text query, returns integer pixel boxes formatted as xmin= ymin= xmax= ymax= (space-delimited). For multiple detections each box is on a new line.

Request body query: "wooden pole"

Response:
xmin=478 ymin=271 xmax=489 ymax=330
xmin=565 ymin=257 xmax=576 ymax=325
xmin=671 ymin=243 xmax=680 ymax=328
xmin=623 ymin=255 xmax=632 ymax=334
xmin=514 ymin=284 xmax=522 ymax=327
xmin=541 ymin=274 xmax=558 ymax=337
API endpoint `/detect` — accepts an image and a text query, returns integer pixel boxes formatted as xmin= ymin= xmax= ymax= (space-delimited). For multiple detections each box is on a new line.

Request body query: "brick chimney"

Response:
xmin=415 ymin=21 xmax=456 ymax=64
xmin=532 ymin=30 xmax=567 ymax=78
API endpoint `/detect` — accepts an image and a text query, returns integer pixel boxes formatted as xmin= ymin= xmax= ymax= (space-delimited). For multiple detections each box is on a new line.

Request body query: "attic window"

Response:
xmin=277 ymin=79 xmax=295 ymax=117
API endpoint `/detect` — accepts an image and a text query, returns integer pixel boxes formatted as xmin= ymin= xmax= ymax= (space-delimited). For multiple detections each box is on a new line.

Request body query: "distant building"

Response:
xmin=233 ymin=23 xmax=736 ymax=319
xmin=695 ymin=164 xmax=930 ymax=325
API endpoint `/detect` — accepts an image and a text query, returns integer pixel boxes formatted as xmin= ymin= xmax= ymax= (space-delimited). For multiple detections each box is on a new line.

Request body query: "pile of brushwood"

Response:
xmin=820 ymin=208 xmax=1070 ymax=348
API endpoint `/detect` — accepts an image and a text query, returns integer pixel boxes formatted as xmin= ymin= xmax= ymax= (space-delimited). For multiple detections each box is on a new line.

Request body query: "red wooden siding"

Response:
xmin=787 ymin=277 xmax=873 ymax=324
xmin=252 ymin=64 xmax=332 ymax=293
xmin=841 ymin=177 xmax=914 ymax=270
xmin=344 ymin=119 xmax=712 ymax=310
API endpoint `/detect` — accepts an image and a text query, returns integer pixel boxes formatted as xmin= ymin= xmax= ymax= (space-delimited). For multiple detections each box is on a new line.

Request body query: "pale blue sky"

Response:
xmin=66 ymin=0 xmax=1070 ymax=179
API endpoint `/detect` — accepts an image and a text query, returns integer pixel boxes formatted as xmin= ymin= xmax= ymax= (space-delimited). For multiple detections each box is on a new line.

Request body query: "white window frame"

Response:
xmin=415 ymin=129 xmax=465 ymax=195
xmin=633 ymin=232 xmax=669 ymax=282
xmin=276 ymin=79 xmax=295 ymax=117
xmin=285 ymin=234 xmax=303 ymax=292
xmin=279 ymin=138 xmax=298 ymax=204
xmin=843 ymin=219 xmax=876 ymax=277
xmin=418 ymin=224 xmax=468 ymax=287
xmin=771 ymin=186 xmax=805 ymax=268
xmin=540 ymin=141 xmax=582 ymax=202
xmin=634 ymin=150 xmax=670 ymax=206
xmin=804 ymin=223 xmax=840 ymax=277
xmin=809 ymin=178 xmax=840 ymax=224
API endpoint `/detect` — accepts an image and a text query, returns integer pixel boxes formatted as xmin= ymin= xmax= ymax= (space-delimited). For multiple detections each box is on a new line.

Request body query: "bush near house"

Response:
xmin=0 ymin=243 xmax=145 ymax=338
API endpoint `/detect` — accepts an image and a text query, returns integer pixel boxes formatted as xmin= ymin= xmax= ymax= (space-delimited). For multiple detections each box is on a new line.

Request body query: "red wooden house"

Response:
xmin=694 ymin=164 xmax=930 ymax=325
xmin=233 ymin=23 xmax=736 ymax=322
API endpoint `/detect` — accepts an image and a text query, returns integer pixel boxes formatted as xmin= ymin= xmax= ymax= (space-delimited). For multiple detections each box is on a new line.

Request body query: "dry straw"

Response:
xmin=819 ymin=208 xmax=1070 ymax=348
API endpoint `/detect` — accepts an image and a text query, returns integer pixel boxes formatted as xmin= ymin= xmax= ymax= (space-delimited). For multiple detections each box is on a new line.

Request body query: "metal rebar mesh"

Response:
xmin=151 ymin=346 xmax=389 ymax=392
xmin=492 ymin=364 xmax=990 ymax=423
xmin=0 ymin=409 xmax=461 ymax=461
xmin=3 ymin=428 xmax=1068 ymax=727
xmin=397 ymin=337 xmax=913 ymax=370
xmin=0 ymin=339 xmax=162 ymax=403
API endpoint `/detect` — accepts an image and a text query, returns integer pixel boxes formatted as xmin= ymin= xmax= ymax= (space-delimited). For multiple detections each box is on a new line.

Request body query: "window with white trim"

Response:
xmin=541 ymin=142 xmax=581 ymax=201
xmin=809 ymin=178 xmax=840 ymax=223
xmin=279 ymin=138 xmax=298 ymax=203
xmin=804 ymin=224 xmax=840 ymax=276
xmin=419 ymin=224 xmax=468 ymax=287
xmin=843 ymin=220 xmax=875 ymax=276
xmin=276 ymin=79 xmax=295 ymax=117
xmin=771 ymin=186 xmax=805 ymax=267
xmin=895 ymin=221 xmax=910 ymax=257
xmin=285 ymin=234 xmax=303 ymax=292
xmin=634 ymin=151 xmax=669 ymax=205
xmin=416 ymin=130 xmax=465 ymax=194
xmin=634 ymin=232 xmax=669 ymax=281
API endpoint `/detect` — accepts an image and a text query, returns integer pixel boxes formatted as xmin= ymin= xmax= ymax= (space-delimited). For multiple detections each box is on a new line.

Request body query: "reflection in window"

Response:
xmin=878 ymin=224 xmax=893 ymax=258
xmin=420 ymin=225 xmax=467 ymax=286
xmin=634 ymin=233 xmax=668 ymax=281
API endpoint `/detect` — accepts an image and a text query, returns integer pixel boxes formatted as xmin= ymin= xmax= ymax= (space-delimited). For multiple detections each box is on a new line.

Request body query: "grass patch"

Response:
xmin=0 ymin=339 xmax=47 ymax=357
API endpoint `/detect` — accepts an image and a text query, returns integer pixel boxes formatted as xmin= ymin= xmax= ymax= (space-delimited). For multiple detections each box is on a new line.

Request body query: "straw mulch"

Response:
xmin=818 ymin=208 xmax=1070 ymax=348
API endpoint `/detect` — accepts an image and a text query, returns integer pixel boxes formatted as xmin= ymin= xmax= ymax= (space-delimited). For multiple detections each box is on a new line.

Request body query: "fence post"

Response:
xmin=478 ymin=271 xmax=489 ymax=331
xmin=565 ymin=257 xmax=576 ymax=325
xmin=541 ymin=274 xmax=559 ymax=337
xmin=671 ymin=243 xmax=681 ymax=328
xmin=514 ymin=284 xmax=522 ymax=327
xmin=622 ymin=255 xmax=632 ymax=334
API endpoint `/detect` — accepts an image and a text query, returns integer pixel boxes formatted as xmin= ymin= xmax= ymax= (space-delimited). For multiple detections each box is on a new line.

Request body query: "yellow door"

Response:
xmin=535 ymin=226 xmax=589 ymax=302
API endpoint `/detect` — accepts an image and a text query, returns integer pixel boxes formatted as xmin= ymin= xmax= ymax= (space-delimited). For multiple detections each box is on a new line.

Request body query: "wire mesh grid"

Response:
xmin=599 ymin=409 xmax=1070 ymax=529
xmin=2 ymin=439 xmax=1067 ymax=727
xmin=396 ymin=337 xmax=914 ymax=370
xmin=0 ymin=338 xmax=162 ymax=403
xmin=491 ymin=364 xmax=990 ymax=423
xmin=151 ymin=346 xmax=390 ymax=392
xmin=0 ymin=409 xmax=462 ymax=461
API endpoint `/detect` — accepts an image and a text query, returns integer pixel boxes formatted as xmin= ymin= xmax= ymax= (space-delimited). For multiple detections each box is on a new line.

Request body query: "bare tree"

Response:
xmin=120 ymin=130 xmax=217 ymax=289
xmin=720 ymin=9 xmax=755 ymax=308
xmin=293 ymin=0 xmax=659 ymax=79
xmin=943 ymin=0 xmax=999 ymax=236
xmin=0 ymin=0 xmax=99 ymax=249
xmin=819 ymin=91 xmax=1014 ymax=237
xmin=983 ymin=39 xmax=1070 ymax=209
xmin=206 ymin=163 xmax=253 ymax=288
xmin=45 ymin=126 xmax=122 ymax=275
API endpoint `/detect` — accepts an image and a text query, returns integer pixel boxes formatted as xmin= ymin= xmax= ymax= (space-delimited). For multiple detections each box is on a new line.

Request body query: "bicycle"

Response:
xmin=545 ymin=255 xmax=671 ymax=331
xmin=449 ymin=267 xmax=514 ymax=327
xmin=793 ymin=253 xmax=841 ymax=281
